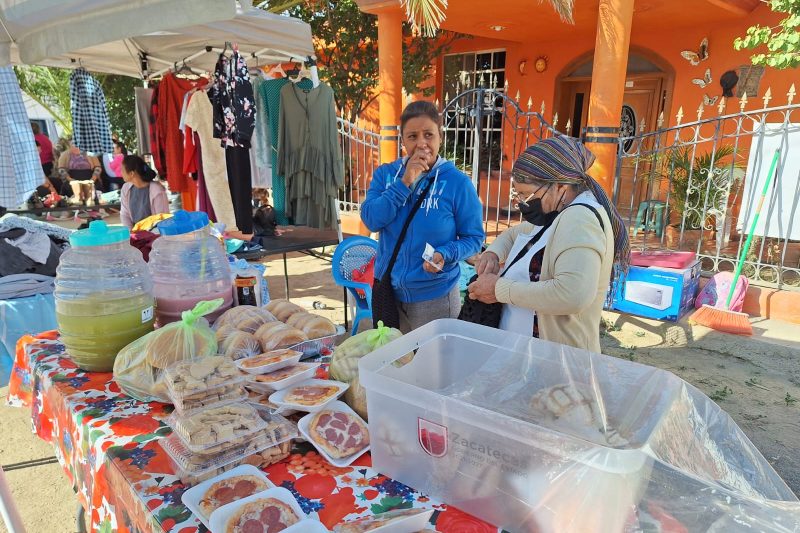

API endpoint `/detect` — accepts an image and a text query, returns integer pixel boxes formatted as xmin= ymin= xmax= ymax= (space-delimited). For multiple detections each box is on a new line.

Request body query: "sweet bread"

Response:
xmin=286 ymin=312 xmax=315 ymax=329
xmin=309 ymin=409 xmax=369 ymax=459
xmin=270 ymin=300 xmax=305 ymax=322
xmin=224 ymin=497 xmax=299 ymax=533
xmin=222 ymin=331 xmax=262 ymax=360
xmin=214 ymin=305 xmax=276 ymax=332
xmin=254 ymin=321 xmax=289 ymax=339
xmin=301 ymin=315 xmax=337 ymax=339
xmin=165 ymin=357 xmax=241 ymax=400
xmin=146 ymin=327 xmax=213 ymax=370
xmin=198 ymin=474 xmax=269 ymax=519
xmin=260 ymin=327 xmax=308 ymax=352
xmin=215 ymin=323 xmax=237 ymax=346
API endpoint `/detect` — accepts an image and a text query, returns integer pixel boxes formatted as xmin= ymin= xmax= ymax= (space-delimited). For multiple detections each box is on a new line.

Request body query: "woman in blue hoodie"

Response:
xmin=361 ymin=101 xmax=484 ymax=333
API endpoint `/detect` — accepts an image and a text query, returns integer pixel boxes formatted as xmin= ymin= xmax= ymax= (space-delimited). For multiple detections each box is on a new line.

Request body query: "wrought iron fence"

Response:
xmin=336 ymin=116 xmax=389 ymax=215
xmin=614 ymin=87 xmax=800 ymax=290
xmin=440 ymin=84 xmax=559 ymax=235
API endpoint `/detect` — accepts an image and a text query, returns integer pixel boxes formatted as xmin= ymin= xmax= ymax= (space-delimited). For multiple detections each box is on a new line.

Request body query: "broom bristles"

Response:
xmin=689 ymin=304 xmax=753 ymax=336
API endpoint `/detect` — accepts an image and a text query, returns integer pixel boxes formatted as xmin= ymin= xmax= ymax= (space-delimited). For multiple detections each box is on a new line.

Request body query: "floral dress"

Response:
xmin=209 ymin=48 xmax=256 ymax=148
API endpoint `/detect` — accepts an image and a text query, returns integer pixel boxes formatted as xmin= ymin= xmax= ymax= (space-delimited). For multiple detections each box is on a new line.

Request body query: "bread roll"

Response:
xmin=272 ymin=301 xmax=305 ymax=322
xmin=302 ymin=316 xmax=337 ymax=339
xmin=222 ymin=331 xmax=261 ymax=360
xmin=287 ymin=312 xmax=316 ymax=329
xmin=146 ymin=328 xmax=213 ymax=369
xmin=265 ymin=299 xmax=287 ymax=314
xmin=260 ymin=328 xmax=308 ymax=352
xmin=215 ymin=323 xmax=237 ymax=346
xmin=254 ymin=321 xmax=289 ymax=341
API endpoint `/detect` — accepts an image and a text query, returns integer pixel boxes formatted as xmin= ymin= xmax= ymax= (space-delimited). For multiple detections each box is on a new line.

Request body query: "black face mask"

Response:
xmin=518 ymin=187 xmax=566 ymax=226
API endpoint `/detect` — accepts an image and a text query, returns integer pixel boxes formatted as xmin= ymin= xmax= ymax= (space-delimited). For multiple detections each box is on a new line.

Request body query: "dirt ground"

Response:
xmin=1 ymin=248 xmax=798 ymax=532
xmin=601 ymin=322 xmax=800 ymax=495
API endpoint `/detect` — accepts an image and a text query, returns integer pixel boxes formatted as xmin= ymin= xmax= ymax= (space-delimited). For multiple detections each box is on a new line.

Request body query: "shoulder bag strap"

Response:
xmin=499 ymin=203 xmax=606 ymax=276
xmin=382 ymin=178 xmax=436 ymax=279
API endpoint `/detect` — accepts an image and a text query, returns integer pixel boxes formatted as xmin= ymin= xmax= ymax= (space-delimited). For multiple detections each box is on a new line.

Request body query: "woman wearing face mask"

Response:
xmin=467 ymin=136 xmax=630 ymax=353
xmin=361 ymin=101 xmax=484 ymax=333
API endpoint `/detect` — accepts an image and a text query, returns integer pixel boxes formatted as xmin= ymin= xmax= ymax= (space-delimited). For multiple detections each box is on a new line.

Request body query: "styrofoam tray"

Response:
xmin=235 ymin=349 xmax=303 ymax=375
xmin=332 ymin=509 xmax=435 ymax=532
xmin=181 ymin=465 xmax=274 ymax=528
xmin=297 ymin=401 xmax=370 ymax=467
xmin=289 ymin=325 xmax=345 ymax=358
xmin=269 ymin=379 xmax=349 ymax=413
xmin=245 ymin=362 xmax=320 ymax=392
xmin=285 ymin=519 xmax=330 ymax=532
xmin=209 ymin=487 xmax=306 ymax=533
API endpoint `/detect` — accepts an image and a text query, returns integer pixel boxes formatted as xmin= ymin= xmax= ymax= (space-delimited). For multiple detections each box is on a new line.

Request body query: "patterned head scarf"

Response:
xmin=512 ymin=135 xmax=631 ymax=282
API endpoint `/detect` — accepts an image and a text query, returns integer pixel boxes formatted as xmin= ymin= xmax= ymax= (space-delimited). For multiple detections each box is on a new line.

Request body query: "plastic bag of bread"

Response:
xmin=214 ymin=305 xmax=277 ymax=334
xmin=221 ymin=331 xmax=262 ymax=360
xmin=260 ymin=327 xmax=308 ymax=352
xmin=329 ymin=321 xmax=404 ymax=420
xmin=113 ymin=299 xmax=223 ymax=402
xmin=266 ymin=299 xmax=305 ymax=322
xmin=287 ymin=312 xmax=337 ymax=339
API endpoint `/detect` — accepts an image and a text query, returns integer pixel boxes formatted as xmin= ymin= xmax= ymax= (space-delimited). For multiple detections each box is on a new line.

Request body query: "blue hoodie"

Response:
xmin=361 ymin=157 xmax=484 ymax=304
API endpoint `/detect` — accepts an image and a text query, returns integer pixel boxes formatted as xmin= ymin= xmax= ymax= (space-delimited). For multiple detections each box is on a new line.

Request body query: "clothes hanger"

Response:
xmin=267 ymin=62 xmax=286 ymax=78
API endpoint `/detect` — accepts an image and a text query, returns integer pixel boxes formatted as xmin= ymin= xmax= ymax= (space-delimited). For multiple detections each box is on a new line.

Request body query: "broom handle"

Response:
xmin=725 ymin=148 xmax=780 ymax=309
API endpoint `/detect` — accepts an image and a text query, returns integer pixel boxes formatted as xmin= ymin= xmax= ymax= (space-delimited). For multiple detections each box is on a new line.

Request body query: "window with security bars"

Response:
xmin=441 ymin=50 xmax=507 ymax=174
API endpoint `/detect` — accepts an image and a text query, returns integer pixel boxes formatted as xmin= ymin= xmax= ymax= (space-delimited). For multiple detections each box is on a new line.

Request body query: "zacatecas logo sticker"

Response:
xmin=418 ymin=418 xmax=448 ymax=458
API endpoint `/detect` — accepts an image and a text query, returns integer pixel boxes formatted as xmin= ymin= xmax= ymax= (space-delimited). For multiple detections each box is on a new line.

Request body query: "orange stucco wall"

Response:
xmin=425 ymin=4 xmax=797 ymax=132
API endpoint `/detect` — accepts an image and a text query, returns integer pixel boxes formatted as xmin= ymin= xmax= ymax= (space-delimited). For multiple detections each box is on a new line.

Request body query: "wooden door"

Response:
xmin=615 ymin=77 xmax=666 ymax=219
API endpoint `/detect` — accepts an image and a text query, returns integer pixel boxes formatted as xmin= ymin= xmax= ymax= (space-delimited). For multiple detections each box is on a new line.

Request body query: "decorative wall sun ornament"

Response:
xmin=681 ymin=37 xmax=709 ymax=66
xmin=534 ymin=56 xmax=548 ymax=73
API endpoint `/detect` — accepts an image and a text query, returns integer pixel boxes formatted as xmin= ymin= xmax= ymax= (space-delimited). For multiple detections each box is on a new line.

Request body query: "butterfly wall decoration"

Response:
xmin=703 ymin=94 xmax=719 ymax=106
xmin=692 ymin=68 xmax=712 ymax=89
xmin=681 ymin=37 xmax=709 ymax=66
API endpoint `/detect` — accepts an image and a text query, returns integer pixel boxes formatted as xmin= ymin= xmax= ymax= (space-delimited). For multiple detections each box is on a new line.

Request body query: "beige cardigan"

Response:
xmin=486 ymin=203 xmax=614 ymax=353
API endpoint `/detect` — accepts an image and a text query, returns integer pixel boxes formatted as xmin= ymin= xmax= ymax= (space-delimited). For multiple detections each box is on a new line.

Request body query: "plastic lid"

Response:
xmin=69 ymin=220 xmax=130 ymax=247
xmin=157 ymin=210 xmax=209 ymax=236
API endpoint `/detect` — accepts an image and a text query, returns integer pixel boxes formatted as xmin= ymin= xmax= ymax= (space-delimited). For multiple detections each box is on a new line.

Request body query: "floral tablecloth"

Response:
xmin=7 ymin=334 xmax=500 ymax=533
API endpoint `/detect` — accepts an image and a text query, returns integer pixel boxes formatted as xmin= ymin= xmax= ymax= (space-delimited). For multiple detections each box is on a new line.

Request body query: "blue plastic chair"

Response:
xmin=332 ymin=236 xmax=378 ymax=336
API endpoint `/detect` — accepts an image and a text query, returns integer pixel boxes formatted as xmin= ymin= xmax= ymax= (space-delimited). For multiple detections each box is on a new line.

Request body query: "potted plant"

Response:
xmin=663 ymin=145 xmax=744 ymax=250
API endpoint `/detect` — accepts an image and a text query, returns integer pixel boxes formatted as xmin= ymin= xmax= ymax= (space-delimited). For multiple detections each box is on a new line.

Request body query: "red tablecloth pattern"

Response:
xmin=7 ymin=335 xmax=499 ymax=533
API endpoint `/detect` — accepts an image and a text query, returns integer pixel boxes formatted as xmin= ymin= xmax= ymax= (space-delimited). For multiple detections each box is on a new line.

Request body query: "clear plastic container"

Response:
xmin=161 ymin=413 xmax=297 ymax=485
xmin=360 ymin=319 xmax=800 ymax=533
xmin=149 ymin=210 xmax=233 ymax=326
xmin=163 ymin=357 xmax=245 ymax=406
xmin=171 ymin=385 xmax=248 ymax=416
xmin=166 ymin=403 xmax=268 ymax=453
xmin=55 ymin=220 xmax=155 ymax=371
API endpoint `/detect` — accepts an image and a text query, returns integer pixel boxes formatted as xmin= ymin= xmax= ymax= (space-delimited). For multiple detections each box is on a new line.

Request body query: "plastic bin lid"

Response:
xmin=69 ymin=220 xmax=130 ymax=247
xmin=157 ymin=210 xmax=209 ymax=236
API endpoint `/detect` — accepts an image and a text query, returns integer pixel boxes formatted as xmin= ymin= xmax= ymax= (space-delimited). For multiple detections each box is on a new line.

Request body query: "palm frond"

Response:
xmin=541 ymin=0 xmax=574 ymax=24
xmin=401 ymin=0 xmax=448 ymax=37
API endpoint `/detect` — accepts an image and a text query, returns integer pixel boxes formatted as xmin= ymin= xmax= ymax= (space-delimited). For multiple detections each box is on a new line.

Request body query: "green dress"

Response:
xmin=277 ymin=81 xmax=344 ymax=230
xmin=258 ymin=77 xmax=314 ymax=225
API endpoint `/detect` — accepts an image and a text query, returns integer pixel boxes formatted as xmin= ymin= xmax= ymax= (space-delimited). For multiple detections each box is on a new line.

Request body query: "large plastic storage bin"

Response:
xmin=359 ymin=319 xmax=800 ymax=533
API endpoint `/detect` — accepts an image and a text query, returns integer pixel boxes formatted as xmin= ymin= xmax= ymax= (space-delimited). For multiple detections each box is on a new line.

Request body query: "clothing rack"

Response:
xmin=147 ymin=45 xmax=317 ymax=80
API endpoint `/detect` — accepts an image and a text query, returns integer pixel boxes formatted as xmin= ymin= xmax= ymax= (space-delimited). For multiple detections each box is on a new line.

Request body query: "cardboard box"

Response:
xmin=610 ymin=260 xmax=701 ymax=321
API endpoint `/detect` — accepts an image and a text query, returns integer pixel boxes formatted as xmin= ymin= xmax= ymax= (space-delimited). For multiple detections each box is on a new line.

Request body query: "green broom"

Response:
xmin=689 ymin=148 xmax=781 ymax=335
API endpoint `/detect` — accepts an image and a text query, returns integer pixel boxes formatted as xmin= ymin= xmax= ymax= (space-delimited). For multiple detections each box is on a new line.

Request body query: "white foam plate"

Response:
xmin=235 ymin=349 xmax=303 ymax=375
xmin=245 ymin=362 xmax=321 ymax=392
xmin=284 ymin=519 xmax=330 ymax=532
xmin=333 ymin=509 xmax=435 ymax=533
xmin=269 ymin=379 xmax=349 ymax=413
xmin=297 ymin=401 xmax=370 ymax=467
xmin=181 ymin=464 xmax=274 ymax=528
xmin=209 ymin=487 xmax=306 ymax=533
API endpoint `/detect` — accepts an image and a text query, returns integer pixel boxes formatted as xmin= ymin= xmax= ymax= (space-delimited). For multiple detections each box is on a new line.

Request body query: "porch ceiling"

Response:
xmin=356 ymin=0 xmax=757 ymax=42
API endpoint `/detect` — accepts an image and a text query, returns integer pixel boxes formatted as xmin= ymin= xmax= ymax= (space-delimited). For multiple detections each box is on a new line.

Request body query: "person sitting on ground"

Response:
xmin=120 ymin=155 xmax=170 ymax=229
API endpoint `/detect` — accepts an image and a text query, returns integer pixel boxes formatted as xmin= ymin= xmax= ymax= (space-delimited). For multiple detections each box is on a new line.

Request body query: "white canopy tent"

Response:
xmin=1 ymin=2 xmax=315 ymax=79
